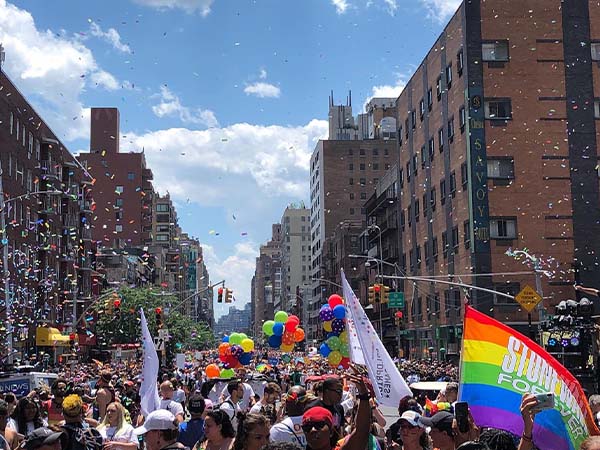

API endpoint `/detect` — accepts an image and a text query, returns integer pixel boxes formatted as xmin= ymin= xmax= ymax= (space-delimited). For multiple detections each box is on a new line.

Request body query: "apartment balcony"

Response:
xmin=39 ymin=160 xmax=60 ymax=180
xmin=37 ymin=198 xmax=58 ymax=215
xmin=61 ymin=214 xmax=78 ymax=228
xmin=79 ymin=200 xmax=93 ymax=213
xmin=80 ymin=227 xmax=92 ymax=240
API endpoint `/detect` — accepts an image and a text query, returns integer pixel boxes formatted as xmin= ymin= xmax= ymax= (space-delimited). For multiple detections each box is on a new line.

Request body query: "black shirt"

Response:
xmin=306 ymin=399 xmax=346 ymax=436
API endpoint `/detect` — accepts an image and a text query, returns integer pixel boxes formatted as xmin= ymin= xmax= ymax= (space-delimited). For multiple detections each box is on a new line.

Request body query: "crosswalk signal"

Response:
xmin=225 ymin=288 xmax=233 ymax=303
xmin=381 ymin=285 xmax=390 ymax=304
xmin=217 ymin=287 xmax=224 ymax=303
xmin=155 ymin=307 xmax=163 ymax=329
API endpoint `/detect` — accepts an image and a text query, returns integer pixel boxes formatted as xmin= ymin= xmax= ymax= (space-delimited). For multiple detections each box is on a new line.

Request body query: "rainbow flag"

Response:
xmin=460 ymin=305 xmax=599 ymax=450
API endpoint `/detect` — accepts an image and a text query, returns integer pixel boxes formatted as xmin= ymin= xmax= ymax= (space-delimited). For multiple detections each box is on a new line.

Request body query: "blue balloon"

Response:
xmin=273 ymin=322 xmax=284 ymax=336
xmin=333 ymin=305 xmax=346 ymax=319
xmin=268 ymin=335 xmax=282 ymax=348
xmin=319 ymin=343 xmax=331 ymax=357
xmin=239 ymin=352 xmax=252 ymax=365
xmin=222 ymin=335 xmax=230 ymax=343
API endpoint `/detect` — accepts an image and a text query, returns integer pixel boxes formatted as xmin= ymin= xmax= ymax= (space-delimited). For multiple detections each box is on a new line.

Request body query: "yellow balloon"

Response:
xmin=323 ymin=321 xmax=333 ymax=332
xmin=241 ymin=338 xmax=254 ymax=352
xmin=339 ymin=331 xmax=348 ymax=343
xmin=328 ymin=350 xmax=343 ymax=367
xmin=280 ymin=343 xmax=295 ymax=353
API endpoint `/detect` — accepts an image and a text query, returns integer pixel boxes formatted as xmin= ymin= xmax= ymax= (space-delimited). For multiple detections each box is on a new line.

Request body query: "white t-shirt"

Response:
xmin=173 ymin=388 xmax=186 ymax=404
xmin=160 ymin=399 xmax=184 ymax=417
xmin=270 ymin=416 xmax=306 ymax=448
xmin=219 ymin=398 xmax=241 ymax=430
xmin=249 ymin=401 xmax=264 ymax=414
xmin=99 ymin=424 xmax=138 ymax=444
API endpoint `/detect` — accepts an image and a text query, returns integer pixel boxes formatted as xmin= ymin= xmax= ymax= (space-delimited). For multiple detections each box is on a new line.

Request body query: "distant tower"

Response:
xmin=328 ymin=90 xmax=358 ymax=140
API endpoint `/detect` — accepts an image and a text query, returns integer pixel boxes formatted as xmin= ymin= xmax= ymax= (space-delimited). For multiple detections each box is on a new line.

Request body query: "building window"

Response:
xmin=487 ymin=158 xmax=515 ymax=179
xmin=420 ymin=146 xmax=426 ymax=169
xmin=428 ymin=137 xmax=434 ymax=161
xmin=445 ymin=64 xmax=453 ymax=89
xmin=384 ymin=148 xmax=389 ymax=156
xmin=373 ymin=163 xmax=379 ymax=170
xmin=116 ymin=225 xmax=123 ymax=232
xmin=359 ymin=148 xmax=365 ymax=156
xmin=430 ymin=188 xmax=436 ymax=211
xmin=419 ymin=99 xmax=425 ymax=119
xmin=411 ymin=110 xmax=416 ymax=129
xmin=485 ymin=99 xmax=512 ymax=120
xmin=450 ymin=171 xmax=457 ymax=196
xmin=116 ymin=185 xmax=124 ymax=194
xmin=373 ymin=148 xmax=379 ymax=156
xmin=22 ymin=126 xmax=26 ymax=146
xmin=432 ymin=236 xmax=438 ymax=260
xmin=35 ymin=140 xmax=40 ymax=160
xmin=406 ymin=162 xmax=411 ymax=182
xmin=482 ymin=40 xmax=509 ymax=61
xmin=27 ymin=170 xmax=32 ymax=191
xmin=490 ymin=217 xmax=517 ymax=239
xmin=398 ymin=126 xmax=403 ymax=146
xmin=427 ymin=88 xmax=433 ymax=110
xmin=16 ymin=118 xmax=19 ymax=141
xmin=348 ymin=148 xmax=354 ymax=156
xmin=464 ymin=220 xmax=471 ymax=249
xmin=156 ymin=234 xmax=169 ymax=241
xmin=422 ymin=193 xmax=428 ymax=217
xmin=412 ymin=155 xmax=418 ymax=175
xmin=128 ymin=172 xmax=135 ymax=180
xmin=359 ymin=178 xmax=366 ymax=186
xmin=591 ymin=43 xmax=600 ymax=61
xmin=457 ymin=49 xmax=464 ymax=75
xmin=452 ymin=225 xmax=459 ymax=250
xmin=442 ymin=231 xmax=448 ymax=258
xmin=385 ymin=163 xmax=390 ymax=170
xmin=407 ymin=205 xmax=412 ymax=227
xmin=440 ymin=179 xmax=446 ymax=205
xmin=404 ymin=119 xmax=409 ymax=138
xmin=400 ymin=210 xmax=405 ymax=231
xmin=27 ymin=132 xmax=33 ymax=158
xmin=438 ymin=128 xmax=444 ymax=152
xmin=349 ymin=177 xmax=354 ymax=185
xmin=116 ymin=211 xmax=123 ymax=220
xmin=360 ymin=192 xmax=367 ymax=200
xmin=448 ymin=117 xmax=455 ymax=142
xmin=461 ymin=162 xmax=468 ymax=186
xmin=115 ymin=198 xmax=124 ymax=207
xmin=459 ymin=106 xmax=466 ymax=132
xmin=360 ymin=163 xmax=365 ymax=171
xmin=348 ymin=163 xmax=354 ymax=170
xmin=399 ymin=168 xmax=404 ymax=187
xmin=594 ymin=100 xmax=600 ymax=119
xmin=9 ymin=112 xmax=13 ymax=135
xmin=350 ymin=208 xmax=355 ymax=215
xmin=436 ymin=76 xmax=442 ymax=100
xmin=414 ymin=199 xmax=420 ymax=221
xmin=349 ymin=193 xmax=355 ymax=200
xmin=156 ymin=203 xmax=169 ymax=212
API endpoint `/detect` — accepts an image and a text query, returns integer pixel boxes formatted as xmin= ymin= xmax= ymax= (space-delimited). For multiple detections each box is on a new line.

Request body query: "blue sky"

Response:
xmin=0 ymin=0 xmax=460 ymax=318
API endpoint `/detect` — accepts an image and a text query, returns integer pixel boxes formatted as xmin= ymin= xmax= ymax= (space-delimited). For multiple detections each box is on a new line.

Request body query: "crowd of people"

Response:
xmin=0 ymin=353 xmax=599 ymax=450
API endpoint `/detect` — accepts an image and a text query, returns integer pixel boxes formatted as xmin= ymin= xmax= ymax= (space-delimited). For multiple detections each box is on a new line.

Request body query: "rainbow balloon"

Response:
xmin=460 ymin=305 xmax=599 ymax=450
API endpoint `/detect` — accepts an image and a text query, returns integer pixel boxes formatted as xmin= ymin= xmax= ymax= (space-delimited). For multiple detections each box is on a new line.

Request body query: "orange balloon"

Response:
xmin=294 ymin=328 xmax=305 ymax=342
xmin=219 ymin=343 xmax=230 ymax=354
xmin=205 ymin=364 xmax=220 ymax=378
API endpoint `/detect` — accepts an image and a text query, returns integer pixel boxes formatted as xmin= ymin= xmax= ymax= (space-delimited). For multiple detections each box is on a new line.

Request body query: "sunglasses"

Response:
xmin=301 ymin=421 xmax=329 ymax=433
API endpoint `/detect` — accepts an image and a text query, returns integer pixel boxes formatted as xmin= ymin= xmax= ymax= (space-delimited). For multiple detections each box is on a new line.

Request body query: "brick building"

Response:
xmin=77 ymin=108 xmax=154 ymax=249
xmin=387 ymin=0 xmax=600 ymax=358
xmin=0 ymin=69 xmax=95 ymax=357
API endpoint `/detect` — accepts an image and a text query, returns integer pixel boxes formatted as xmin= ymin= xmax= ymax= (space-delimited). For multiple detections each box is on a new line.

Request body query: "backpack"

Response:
xmin=61 ymin=423 xmax=103 ymax=450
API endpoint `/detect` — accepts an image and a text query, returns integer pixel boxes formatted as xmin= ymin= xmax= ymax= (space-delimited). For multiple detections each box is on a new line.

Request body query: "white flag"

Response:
xmin=345 ymin=308 xmax=365 ymax=365
xmin=139 ymin=308 xmax=160 ymax=417
xmin=341 ymin=269 xmax=412 ymax=407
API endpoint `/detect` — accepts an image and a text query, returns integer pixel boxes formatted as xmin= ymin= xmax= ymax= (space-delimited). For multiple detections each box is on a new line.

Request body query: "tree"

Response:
xmin=94 ymin=287 xmax=215 ymax=358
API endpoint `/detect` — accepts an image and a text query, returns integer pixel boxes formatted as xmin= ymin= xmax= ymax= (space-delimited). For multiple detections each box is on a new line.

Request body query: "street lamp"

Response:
xmin=1 ymin=187 xmax=64 ymax=364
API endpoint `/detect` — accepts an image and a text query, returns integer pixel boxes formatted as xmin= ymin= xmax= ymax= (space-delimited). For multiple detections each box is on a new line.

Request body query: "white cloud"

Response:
xmin=201 ymin=242 xmax=258 ymax=317
xmin=383 ymin=0 xmax=398 ymax=15
xmin=152 ymin=85 xmax=219 ymax=127
xmin=331 ymin=0 xmax=349 ymax=14
xmin=419 ymin=0 xmax=461 ymax=22
xmin=244 ymin=82 xmax=281 ymax=99
xmin=0 ymin=0 xmax=121 ymax=142
xmin=89 ymin=21 xmax=132 ymax=54
xmin=131 ymin=0 xmax=214 ymax=16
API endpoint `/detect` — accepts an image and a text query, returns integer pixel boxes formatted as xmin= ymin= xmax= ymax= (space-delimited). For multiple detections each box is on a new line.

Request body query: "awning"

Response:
xmin=36 ymin=327 xmax=71 ymax=347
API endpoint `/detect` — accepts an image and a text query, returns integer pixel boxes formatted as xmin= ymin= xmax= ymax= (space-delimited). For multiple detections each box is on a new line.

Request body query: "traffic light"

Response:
xmin=374 ymin=284 xmax=381 ymax=303
xmin=381 ymin=285 xmax=390 ymax=304
xmin=225 ymin=288 xmax=233 ymax=303
xmin=368 ymin=285 xmax=376 ymax=304
xmin=69 ymin=333 xmax=76 ymax=352
xmin=394 ymin=311 xmax=403 ymax=326
xmin=155 ymin=307 xmax=163 ymax=329
xmin=217 ymin=287 xmax=224 ymax=303
xmin=113 ymin=296 xmax=121 ymax=319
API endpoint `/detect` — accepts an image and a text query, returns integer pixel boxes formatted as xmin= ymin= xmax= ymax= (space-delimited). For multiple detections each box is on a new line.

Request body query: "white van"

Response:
xmin=0 ymin=371 xmax=58 ymax=398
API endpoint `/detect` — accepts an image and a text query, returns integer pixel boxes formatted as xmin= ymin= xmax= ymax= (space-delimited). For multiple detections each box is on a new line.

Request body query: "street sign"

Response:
xmin=515 ymin=285 xmax=542 ymax=313
xmin=154 ymin=337 xmax=165 ymax=351
xmin=389 ymin=292 xmax=405 ymax=308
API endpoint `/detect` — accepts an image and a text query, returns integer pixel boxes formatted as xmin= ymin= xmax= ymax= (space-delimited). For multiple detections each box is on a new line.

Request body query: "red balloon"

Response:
xmin=226 ymin=355 xmax=238 ymax=368
xmin=328 ymin=294 xmax=344 ymax=309
xmin=340 ymin=357 xmax=350 ymax=369
xmin=288 ymin=315 xmax=300 ymax=324
xmin=219 ymin=354 xmax=227 ymax=362
xmin=285 ymin=321 xmax=298 ymax=332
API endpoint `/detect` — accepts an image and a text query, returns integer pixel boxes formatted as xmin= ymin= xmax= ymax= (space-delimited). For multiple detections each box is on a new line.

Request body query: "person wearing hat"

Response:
xmin=177 ymin=394 xmax=206 ymax=449
xmin=390 ymin=411 xmax=427 ymax=450
xmin=270 ymin=386 xmax=309 ymax=448
xmin=419 ymin=411 xmax=455 ymax=450
xmin=134 ymin=410 xmax=184 ymax=450
xmin=306 ymin=378 xmax=345 ymax=437
xmin=21 ymin=428 xmax=67 ymax=450
xmin=60 ymin=395 xmax=103 ymax=450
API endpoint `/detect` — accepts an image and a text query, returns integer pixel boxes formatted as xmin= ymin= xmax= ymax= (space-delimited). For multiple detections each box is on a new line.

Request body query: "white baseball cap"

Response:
xmin=400 ymin=410 xmax=425 ymax=428
xmin=134 ymin=409 xmax=178 ymax=435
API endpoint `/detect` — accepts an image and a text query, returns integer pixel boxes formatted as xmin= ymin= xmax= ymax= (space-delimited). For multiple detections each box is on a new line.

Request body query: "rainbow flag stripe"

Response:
xmin=460 ymin=305 xmax=599 ymax=450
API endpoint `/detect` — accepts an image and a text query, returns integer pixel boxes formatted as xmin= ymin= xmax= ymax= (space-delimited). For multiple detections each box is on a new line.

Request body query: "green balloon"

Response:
xmin=229 ymin=333 xmax=242 ymax=345
xmin=327 ymin=336 xmax=341 ymax=352
xmin=239 ymin=333 xmax=248 ymax=340
xmin=339 ymin=343 xmax=349 ymax=358
xmin=262 ymin=320 xmax=275 ymax=336
xmin=220 ymin=368 xmax=235 ymax=378
xmin=274 ymin=311 xmax=289 ymax=323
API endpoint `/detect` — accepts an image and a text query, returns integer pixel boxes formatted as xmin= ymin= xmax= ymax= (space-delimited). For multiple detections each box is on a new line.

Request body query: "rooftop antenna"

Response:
xmin=330 ymin=90 xmax=334 ymax=107
xmin=349 ymin=90 xmax=352 ymax=107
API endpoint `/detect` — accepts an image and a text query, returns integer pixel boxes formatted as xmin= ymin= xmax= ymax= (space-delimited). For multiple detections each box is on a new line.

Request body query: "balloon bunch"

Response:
xmin=318 ymin=294 xmax=350 ymax=368
xmin=214 ymin=332 xmax=254 ymax=372
xmin=262 ymin=311 xmax=305 ymax=352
